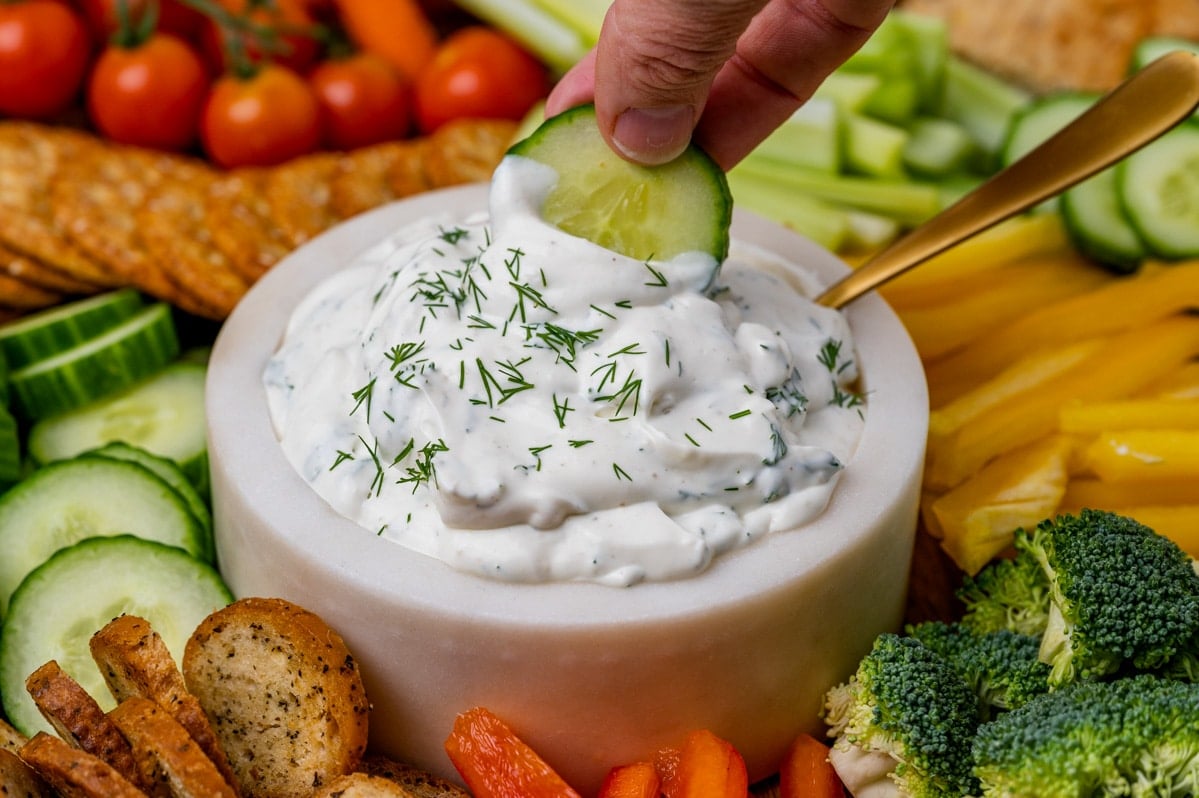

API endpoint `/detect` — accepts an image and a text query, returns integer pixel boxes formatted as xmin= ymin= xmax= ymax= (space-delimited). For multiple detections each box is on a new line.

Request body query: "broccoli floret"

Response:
xmin=823 ymin=634 xmax=981 ymax=798
xmin=907 ymin=622 xmax=1050 ymax=718
xmin=1025 ymin=509 xmax=1199 ymax=686
xmin=972 ymin=674 xmax=1199 ymax=797
xmin=957 ymin=540 xmax=1051 ymax=637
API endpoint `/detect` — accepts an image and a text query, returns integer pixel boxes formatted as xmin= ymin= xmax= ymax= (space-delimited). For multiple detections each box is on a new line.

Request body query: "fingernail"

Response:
xmin=613 ymin=106 xmax=694 ymax=165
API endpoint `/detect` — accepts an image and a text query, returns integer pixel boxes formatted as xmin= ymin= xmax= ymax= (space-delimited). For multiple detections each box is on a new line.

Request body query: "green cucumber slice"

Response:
xmin=0 ymin=535 xmax=230 ymax=737
xmin=507 ymin=104 xmax=732 ymax=262
xmin=26 ymin=362 xmax=208 ymax=496
xmin=85 ymin=442 xmax=213 ymax=554
xmin=0 ymin=456 xmax=210 ymax=617
xmin=1131 ymin=37 xmax=1199 ymax=73
xmin=1001 ymin=93 xmax=1098 ymax=167
xmin=9 ymin=303 xmax=179 ymax=420
xmin=1060 ymin=168 xmax=1146 ymax=273
xmin=1117 ymin=124 xmax=1199 ymax=259
xmin=0 ymin=289 xmax=144 ymax=371
xmin=0 ymin=405 xmax=18 ymax=485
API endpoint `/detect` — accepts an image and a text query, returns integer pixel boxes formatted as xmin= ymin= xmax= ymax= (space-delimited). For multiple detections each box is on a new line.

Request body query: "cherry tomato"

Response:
xmin=333 ymin=0 xmax=437 ymax=81
xmin=201 ymin=63 xmax=320 ymax=168
xmin=309 ymin=52 xmax=411 ymax=150
xmin=88 ymin=33 xmax=209 ymax=151
xmin=413 ymin=26 xmax=547 ymax=135
xmin=201 ymin=0 xmax=322 ymax=75
xmin=77 ymin=0 xmax=206 ymax=45
xmin=0 ymin=0 xmax=89 ymax=119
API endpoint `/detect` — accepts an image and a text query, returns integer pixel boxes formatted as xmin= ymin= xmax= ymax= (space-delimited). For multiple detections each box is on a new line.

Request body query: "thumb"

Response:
xmin=593 ymin=0 xmax=767 ymax=165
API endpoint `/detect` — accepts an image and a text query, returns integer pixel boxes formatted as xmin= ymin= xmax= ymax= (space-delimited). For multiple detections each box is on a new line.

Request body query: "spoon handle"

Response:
xmin=816 ymin=51 xmax=1199 ymax=309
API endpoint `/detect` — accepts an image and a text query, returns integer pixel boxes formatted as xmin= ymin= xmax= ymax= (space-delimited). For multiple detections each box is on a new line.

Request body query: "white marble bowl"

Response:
xmin=206 ymin=184 xmax=928 ymax=794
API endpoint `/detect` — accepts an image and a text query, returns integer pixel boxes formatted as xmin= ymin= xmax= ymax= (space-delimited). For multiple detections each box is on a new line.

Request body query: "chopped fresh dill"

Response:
xmin=685 ymin=433 xmax=700 ymax=447
xmin=696 ymin=418 xmax=712 ymax=431
xmin=329 ymin=450 xmax=354 ymax=471
xmin=505 ymin=247 xmax=524 ymax=280
xmin=608 ymin=342 xmax=645 ymax=357
xmin=643 ymin=260 xmax=668 ymax=287
xmin=590 ymin=303 xmax=616 ymax=319
xmin=615 ymin=299 xmax=632 ymax=309
xmin=357 ymin=435 xmax=385 ymax=497
xmin=765 ymin=424 xmax=788 ymax=465
xmin=396 ymin=439 xmax=448 ymax=493
xmin=350 ymin=378 xmax=376 ymax=421
xmin=552 ymin=393 xmax=573 ymax=428
xmin=613 ymin=463 xmax=632 ymax=481
xmin=568 ymin=439 xmax=593 ymax=448
xmin=729 ymin=408 xmax=752 ymax=419
xmin=438 ymin=225 xmax=469 ymax=244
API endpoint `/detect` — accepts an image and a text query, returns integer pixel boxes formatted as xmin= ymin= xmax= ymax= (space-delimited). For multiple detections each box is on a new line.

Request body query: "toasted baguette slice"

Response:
xmin=18 ymin=731 xmax=148 ymax=798
xmin=182 ymin=597 xmax=370 ymax=798
xmin=108 ymin=697 xmax=238 ymax=798
xmin=357 ymin=756 xmax=470 ymax=798
xmin=0 ymin=747 xmax=54 ymax=797
xmin=0 ymin=717 xmax=28 ymax=754
xmin=24 ymin=660 xmax=142 ymax=787
xmin=90 ymin=614 xmax=241 ymax=795
xmin=312 ymin=772 xmax=419 ymax=797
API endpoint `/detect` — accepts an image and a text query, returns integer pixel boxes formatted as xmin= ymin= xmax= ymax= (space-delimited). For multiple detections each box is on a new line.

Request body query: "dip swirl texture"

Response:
xmin=264 ymin=157 xmax=866 ymax=586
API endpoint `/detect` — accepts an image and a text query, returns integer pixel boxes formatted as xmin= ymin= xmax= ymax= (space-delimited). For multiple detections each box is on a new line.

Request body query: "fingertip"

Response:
xmin=611 ymin=105 xmax=696 ymax=166
xmin=545 ymin=50 xmax=598 ymax=116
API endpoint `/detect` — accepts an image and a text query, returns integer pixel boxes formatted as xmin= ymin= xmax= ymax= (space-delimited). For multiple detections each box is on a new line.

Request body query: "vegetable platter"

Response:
xmin=1 ymin=0 xmax=1199 ymax=795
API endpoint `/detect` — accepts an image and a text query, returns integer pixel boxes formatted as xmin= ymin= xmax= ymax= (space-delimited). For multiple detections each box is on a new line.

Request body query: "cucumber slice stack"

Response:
xmin=507 ymin=104 xmax=733 ymax=263
xmin=0 ymin=536 xmax=231 ymax=737
xmin=0 ymin=288 xmax=144 ymax=371
xmin=9 ymin=302 xmax=180 ymax=420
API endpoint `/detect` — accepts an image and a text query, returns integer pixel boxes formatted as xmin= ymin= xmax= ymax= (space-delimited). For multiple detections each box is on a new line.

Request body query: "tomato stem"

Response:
xmin=111 ymin=0 xmax=159 ymax=48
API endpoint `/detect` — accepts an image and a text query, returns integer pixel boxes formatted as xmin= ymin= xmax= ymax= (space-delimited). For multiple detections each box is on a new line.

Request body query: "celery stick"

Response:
xmin=732 ymin=159 xmax=941 ymax=225
xmin=886 ymin=10 xmax=949 ymax=112
xmin=748 ymin=98 xmax=841 ymax=174
xmin=814 ymin=71 xmax=883 ymax=113
xmin=845 ymin=210 xmax=901 ymax=252
xmin=939 ymin=55 xmax=1032 ymax=160
xmin=861 ymin=75 xmax=920 ymax=125
xmin=450 ymin=0 xmax=591 ymax=72
xmin=727 ymin=171 xmax=851 ymax=252
xmin=528 ymin=0 xmax=605 ymax=46
xmin=843 ymin=113 xmax=909 ymax=179
xmin=902 ymin=117 xmax=978 ymax=178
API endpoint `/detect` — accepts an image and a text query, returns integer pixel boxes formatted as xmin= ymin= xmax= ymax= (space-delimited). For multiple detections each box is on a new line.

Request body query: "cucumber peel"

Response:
xmin=507 ymin=104 xmax=733 ymax=263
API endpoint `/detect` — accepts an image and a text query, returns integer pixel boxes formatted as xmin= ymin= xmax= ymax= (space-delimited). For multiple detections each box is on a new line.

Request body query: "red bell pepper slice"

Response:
xmin=444 ymin=706 xmax=581 ymax=798
xmin=598 ymin=760 xmax=662 ymax=798
xmin=659 ymin=729 xmax=748 ymax=798
xmin=778 ymin=733 xmax=846 ymax=798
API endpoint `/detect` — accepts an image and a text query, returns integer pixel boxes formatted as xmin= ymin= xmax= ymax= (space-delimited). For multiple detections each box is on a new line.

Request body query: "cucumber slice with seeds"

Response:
xmin=0 ymin=289 xmax=143 ymax=371
xmin=0 ymin=535 xmax=230 ymax=737
xmin=1117 ymin=124 xmax=1199 ymax=259
xmin=10 ymin=303 xmax=179 ymax=420
xmin=27 ymin=362 xmax=208 ymax=496
xmin=86 ymin=442 xmax=213 ymax=554
xmin=507 ymin=104 xmax=732 ymax=263
xmin=0 ymin=456 xmax=209 ymax=617
xmin=1060 ymin=168 xmax=1146 ymax=273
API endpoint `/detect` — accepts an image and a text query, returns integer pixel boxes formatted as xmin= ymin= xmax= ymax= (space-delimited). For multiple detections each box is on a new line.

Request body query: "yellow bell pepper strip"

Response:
xmin=1060 ymin=477 xmax=1199 ymax=510
xmin=1081 ymin=430 xmax=1199 ymax=483
xmin=925 ymin=315 xmax=1199 ymax=491
xmin=925 ymin=261 xmax=1199 ymax=405
xmin=930 ymin=436 xmax=1072 ymax=574
xmin=1060 ymin=399 xmax=1199 ymax=433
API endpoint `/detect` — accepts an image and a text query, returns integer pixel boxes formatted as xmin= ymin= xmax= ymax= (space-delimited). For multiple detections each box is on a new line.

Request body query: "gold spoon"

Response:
xmin=816 ymin=50 xmax=1199 ymax=309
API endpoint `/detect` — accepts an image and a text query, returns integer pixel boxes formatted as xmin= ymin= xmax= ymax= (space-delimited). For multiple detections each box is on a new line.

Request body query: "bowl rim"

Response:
xmin=207 ymin=182 xmax=929 ymax=628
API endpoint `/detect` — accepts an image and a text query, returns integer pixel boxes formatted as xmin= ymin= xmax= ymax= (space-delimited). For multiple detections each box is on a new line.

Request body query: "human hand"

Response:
xmin=545 ymin=0 xmax=896 ymax=170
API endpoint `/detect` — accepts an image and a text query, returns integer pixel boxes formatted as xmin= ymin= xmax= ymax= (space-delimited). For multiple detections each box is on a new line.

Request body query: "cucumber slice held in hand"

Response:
xmin=0 ymin=535 xmax=231 ymax=738
xmin=506 ymin=104 xmax=733 ymax=263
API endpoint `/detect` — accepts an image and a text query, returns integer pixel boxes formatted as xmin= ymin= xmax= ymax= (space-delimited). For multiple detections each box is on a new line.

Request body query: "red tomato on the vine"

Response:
xmin=201 ymin=0 xmax=323 ymax=76
xmin=201 ymin=63 xmax=321 ymax=168
xmin=77 ymin=0 xmax=206 ymax=45
xmin=413 ymin=26 xmax=548 ymax=134
xmin=309 ymin=52 xmax=411 ymax=150
xmin=88 ymin=33 xmax=209 ymax=151
xmin=0 ymin=0 xmax=90 ymax=119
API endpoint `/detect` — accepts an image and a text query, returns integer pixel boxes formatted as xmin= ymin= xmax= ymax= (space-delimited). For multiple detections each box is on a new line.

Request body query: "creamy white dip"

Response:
xmin=264 ymin=156 xmax=866 ymax=586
